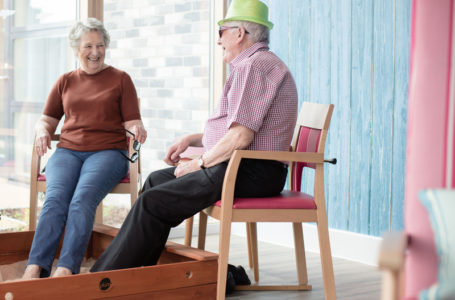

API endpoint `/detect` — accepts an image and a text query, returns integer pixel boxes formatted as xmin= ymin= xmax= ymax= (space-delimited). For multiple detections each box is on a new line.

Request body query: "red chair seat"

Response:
xmin=118 ymin=173 xmax=131 ymax=183
xmin=37 ymin=172 xmax=131 ymax=183
xmin=214 ymin=190 xmax=317 ymax=209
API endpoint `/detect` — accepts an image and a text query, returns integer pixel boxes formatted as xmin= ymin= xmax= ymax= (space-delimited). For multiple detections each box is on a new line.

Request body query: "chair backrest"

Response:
xmin=290 ymin=102 xmax=334 ymax=191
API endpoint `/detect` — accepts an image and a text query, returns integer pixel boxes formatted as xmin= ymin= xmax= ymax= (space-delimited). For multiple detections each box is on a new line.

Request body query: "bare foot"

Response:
xmin=52 ymin=267 xmax=72 ymax=277
xmin=22 ymin=264 xmax=41 ymax=280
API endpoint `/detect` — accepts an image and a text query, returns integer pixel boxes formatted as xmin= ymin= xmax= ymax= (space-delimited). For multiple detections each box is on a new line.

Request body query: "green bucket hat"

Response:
xmin=218 ymin=0 xmax=274 ymax=30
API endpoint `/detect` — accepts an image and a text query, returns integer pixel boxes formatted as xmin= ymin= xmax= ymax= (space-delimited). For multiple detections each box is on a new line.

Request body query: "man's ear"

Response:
xmin=236 ymin=27 xmax=247 ymax=42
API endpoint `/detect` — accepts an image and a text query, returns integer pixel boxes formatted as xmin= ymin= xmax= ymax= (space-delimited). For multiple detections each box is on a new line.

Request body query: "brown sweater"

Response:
xmin=43 ymin=66 xmax=141 ymax=151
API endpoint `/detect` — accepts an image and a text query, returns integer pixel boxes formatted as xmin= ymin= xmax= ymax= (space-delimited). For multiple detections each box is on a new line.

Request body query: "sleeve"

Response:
xmin=120 ymin=72 xmax=141 ymax=122
xmin=42 ymin=75 xmax=65 ymax=120
xmin=226 ymin=64 xmax=278 ymax=132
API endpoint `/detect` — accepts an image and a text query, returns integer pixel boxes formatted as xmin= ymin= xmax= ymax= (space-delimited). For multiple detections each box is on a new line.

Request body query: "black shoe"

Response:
xmin=228 ymin=264 xmax=251 ymax=285
xmin=225 ymin=271 xmax=236 ymax=294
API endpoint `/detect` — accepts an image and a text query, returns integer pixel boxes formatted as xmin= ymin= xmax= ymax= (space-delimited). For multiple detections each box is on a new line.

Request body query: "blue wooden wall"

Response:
xmin=264 ymin=0 xmax=411 ymax=236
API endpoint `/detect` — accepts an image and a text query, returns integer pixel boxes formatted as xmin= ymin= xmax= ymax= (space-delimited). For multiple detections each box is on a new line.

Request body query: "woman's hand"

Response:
xmin=174 ymin=158 xmax=201 ymax=178
xmin=34 ymin=115 xmax=59 ymax=157
xmin=35 ymin=129 xmax=52 ymax=157
xmin=124 ymin=120 xmax=147 ymax=144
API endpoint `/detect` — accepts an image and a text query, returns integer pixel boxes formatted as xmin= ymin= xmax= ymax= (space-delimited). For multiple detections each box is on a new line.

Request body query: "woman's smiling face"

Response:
xmin=77 ymin=31 xmax=106 ymax=74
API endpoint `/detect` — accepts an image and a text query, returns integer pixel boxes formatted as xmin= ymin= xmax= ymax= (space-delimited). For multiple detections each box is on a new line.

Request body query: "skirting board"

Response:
xmin=170 ymin=222 xmax=382 ymax=266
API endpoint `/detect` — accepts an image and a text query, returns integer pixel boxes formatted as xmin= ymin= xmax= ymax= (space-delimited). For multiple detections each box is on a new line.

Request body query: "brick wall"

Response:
xmin=104 ymin=0 xmax=210 ymax=174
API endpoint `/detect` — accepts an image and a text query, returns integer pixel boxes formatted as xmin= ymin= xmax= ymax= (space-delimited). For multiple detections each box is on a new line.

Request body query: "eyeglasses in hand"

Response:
xmin=119 ymin=129 xmax=141 ymax=163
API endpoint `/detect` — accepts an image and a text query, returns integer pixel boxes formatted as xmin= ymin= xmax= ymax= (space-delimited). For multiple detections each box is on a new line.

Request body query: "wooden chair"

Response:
xmin=377 ymin=232 xmax=407 ymax=300
xmin=185 ymin=102 xmax=336 ymax=300
xmin=29 ymin=133 xmax=142 ymax=230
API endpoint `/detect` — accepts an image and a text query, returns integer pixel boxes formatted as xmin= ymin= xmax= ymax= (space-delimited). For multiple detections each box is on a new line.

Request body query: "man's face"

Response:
xmin=217 ymin=26 xmax=241 ymax=63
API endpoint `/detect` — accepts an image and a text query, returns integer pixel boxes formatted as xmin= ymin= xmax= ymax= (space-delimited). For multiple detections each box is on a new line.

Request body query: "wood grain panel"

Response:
xmin=266 ymin=0 xmax=410 ymax=236
xmin=369 ymin=0 xmax=395 ymax=236
xmin=327 ymin=0 xmax=351 ymax=230
xmin=268 ymin=0 xmax=290 ymax=65
xmin=349 ymin=0 xmax=374 ymax=234
xmin=306 ymin=1 xmax=331 ymax=196
xmin=390 ymin=0 xmax=411 ymax=232
xmin=288 ymin=0 xmax=311 ymax=107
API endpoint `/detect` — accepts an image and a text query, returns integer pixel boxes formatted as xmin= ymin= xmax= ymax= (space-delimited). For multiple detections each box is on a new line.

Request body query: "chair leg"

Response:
xmin=381 ymin=270 xmax=400 ymax=300
xmin=246 ymin=222 xmax=253 ymax=268
xmin=216 ymin=217 xmax=232 ymax=300
xmin=317 ymin=219 xmax=336 ymax=300
xmin=197 ymin=212 xmax=208 ymax=250
xmin=184 ymin=217 xmax=193 ymax=247
xmin=130 ymin=189 xmax=137 ymax=207
xmin=95 ymin=204 xmax=103 ymax=224
xmin=248 ymin=222 xmax=259 ymax=282
xmin=293 ymin=222 xmax=309 ymax=286
xmin=29 ymin=190 xmax=38 ymax=230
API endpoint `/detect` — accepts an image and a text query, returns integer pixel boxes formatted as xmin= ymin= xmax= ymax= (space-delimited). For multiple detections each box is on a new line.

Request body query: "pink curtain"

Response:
xmin=405 ymin=0 xmax=455 ymax=297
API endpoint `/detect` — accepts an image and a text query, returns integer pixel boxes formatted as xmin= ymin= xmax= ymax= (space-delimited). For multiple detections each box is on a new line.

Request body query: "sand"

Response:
xmin=0 ymin=258 xmax=96 ymax=282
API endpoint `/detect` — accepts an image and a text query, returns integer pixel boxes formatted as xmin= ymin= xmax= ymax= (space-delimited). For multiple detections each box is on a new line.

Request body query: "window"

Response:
xmin=101 ymin=0 xmax=212 ymax=227
xmin=0 ymin=0 xmax=77 ymax=231
xmin=0 ymin=0 xmax=223 ymax=232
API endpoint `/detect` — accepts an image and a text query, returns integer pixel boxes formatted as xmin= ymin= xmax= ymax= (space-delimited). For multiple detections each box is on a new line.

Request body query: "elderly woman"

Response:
xmin=22 ymin=18 xmax=147 ymax=279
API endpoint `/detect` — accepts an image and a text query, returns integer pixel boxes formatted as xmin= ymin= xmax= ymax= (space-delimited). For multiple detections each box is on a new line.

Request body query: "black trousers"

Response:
xmin=90 ymin=159 xmax=288 ymax=272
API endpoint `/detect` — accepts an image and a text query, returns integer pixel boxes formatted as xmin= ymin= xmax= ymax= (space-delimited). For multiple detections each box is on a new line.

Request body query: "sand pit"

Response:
xmin=0 ymin=259 xmax=96 ymax=282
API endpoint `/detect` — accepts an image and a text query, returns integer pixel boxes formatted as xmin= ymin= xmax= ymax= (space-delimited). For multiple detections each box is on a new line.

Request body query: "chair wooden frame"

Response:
xmin=29 ymin=133 xmax=142 ymax=230
xmin=378 ymin=232 xmax=408 ymax=300
xmin=185 ymin=102 xmax=336 ymax=300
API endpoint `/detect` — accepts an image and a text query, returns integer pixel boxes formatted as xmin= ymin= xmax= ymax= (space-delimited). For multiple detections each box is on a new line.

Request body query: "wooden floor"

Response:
xmin=170 ymin=234 xmax=382 ymax=300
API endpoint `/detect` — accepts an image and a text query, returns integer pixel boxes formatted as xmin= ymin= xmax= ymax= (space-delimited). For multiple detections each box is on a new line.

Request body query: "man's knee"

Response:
xmin=144 ymin=167 xmax=175 ymax=189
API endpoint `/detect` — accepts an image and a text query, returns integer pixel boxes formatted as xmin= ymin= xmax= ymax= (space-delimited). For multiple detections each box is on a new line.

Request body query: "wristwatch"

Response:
xmin=198 ymin=155 xmax=206 ymax=169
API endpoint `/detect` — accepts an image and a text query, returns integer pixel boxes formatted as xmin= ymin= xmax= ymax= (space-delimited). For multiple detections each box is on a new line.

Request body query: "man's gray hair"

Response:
xmin=224 ymin=20 xmax=269 ymax=44
xmin=68 ymin=18 xmax=110 ymax=53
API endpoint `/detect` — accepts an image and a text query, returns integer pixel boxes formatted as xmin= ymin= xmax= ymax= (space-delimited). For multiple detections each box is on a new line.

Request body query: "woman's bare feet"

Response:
xmin=22 ymin=264 xmax=41 ymax=280
xmin=52 ymin=267 xmax=72 ymax=277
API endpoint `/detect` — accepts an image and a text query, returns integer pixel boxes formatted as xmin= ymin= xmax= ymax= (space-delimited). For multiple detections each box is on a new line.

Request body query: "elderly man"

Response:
xmin=90 ymin=0 xmax=297 ymax=272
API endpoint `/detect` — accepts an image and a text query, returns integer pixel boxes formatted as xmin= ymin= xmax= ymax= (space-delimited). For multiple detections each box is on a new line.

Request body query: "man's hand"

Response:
xmin=174 ymin=158 xmax=200 ymax=178
xmin=164 ymin=137 xmax=190 ymax=166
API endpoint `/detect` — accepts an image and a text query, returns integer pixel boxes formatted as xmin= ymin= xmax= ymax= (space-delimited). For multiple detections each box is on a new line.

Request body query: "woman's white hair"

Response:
xmin=68 ymin=18 xmax=110 ymax=53
xmin=223 ymin=20 xmax=269 ymax=44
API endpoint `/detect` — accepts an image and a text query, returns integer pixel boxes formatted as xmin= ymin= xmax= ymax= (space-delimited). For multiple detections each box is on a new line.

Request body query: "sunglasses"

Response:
xmin=218 ymin=26 xmax=249 ymax=38
xmin=119 ymin=129 xmax=141 ymax=163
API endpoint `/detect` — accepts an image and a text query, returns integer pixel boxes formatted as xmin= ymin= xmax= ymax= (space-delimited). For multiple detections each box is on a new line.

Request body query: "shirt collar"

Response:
xmin=230 ymin=42 xmax=269 ymax=67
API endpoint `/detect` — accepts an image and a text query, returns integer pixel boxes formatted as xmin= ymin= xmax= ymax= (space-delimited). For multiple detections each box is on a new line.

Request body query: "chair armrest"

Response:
xmin=232 ymin=149 xmax=324 ymax=165
xmin=378 ymin=231 xmax=408 ymax=272
xmin=218 ymin=150 xmax=325 ymax=214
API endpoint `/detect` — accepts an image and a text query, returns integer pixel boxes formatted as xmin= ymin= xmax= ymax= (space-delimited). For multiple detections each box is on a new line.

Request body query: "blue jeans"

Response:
xmin=27 ymin=148 xmax=128 ymax=276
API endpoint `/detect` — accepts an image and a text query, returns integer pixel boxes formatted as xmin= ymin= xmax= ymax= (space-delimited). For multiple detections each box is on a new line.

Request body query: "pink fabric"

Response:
xmin=180 ymin=146 xmax=204 ymax=159
xmin=405 ymin=0 xmax=453 ymax=297
xmin=291 ymin=127 xmax=321 ymax=191
xmin=37 ymin=172 xmax=131 ymax=183
xmin=214 ymin=190 xmax=316 ymax=209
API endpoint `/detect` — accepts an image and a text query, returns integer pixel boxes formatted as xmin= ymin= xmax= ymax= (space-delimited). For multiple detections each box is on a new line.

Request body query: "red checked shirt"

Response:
xmin=202 ymin=42 xmax=298 ymax=153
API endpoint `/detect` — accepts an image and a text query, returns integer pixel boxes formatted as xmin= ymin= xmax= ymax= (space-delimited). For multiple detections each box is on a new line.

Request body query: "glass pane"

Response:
xmin=14 ymin=36 xmax=75 ymax=103
xmin=104 ymin=0 xmax=211 ymax=177
xmin=14 ymin=0 xmax=77 ymax=27
xmin=13 ymin=111 xmax=40 ymax=181
xmin=102 ymin=0 xmax=212 ymax=227
xmin=1 ymin=0 xmax=77 ymax=232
